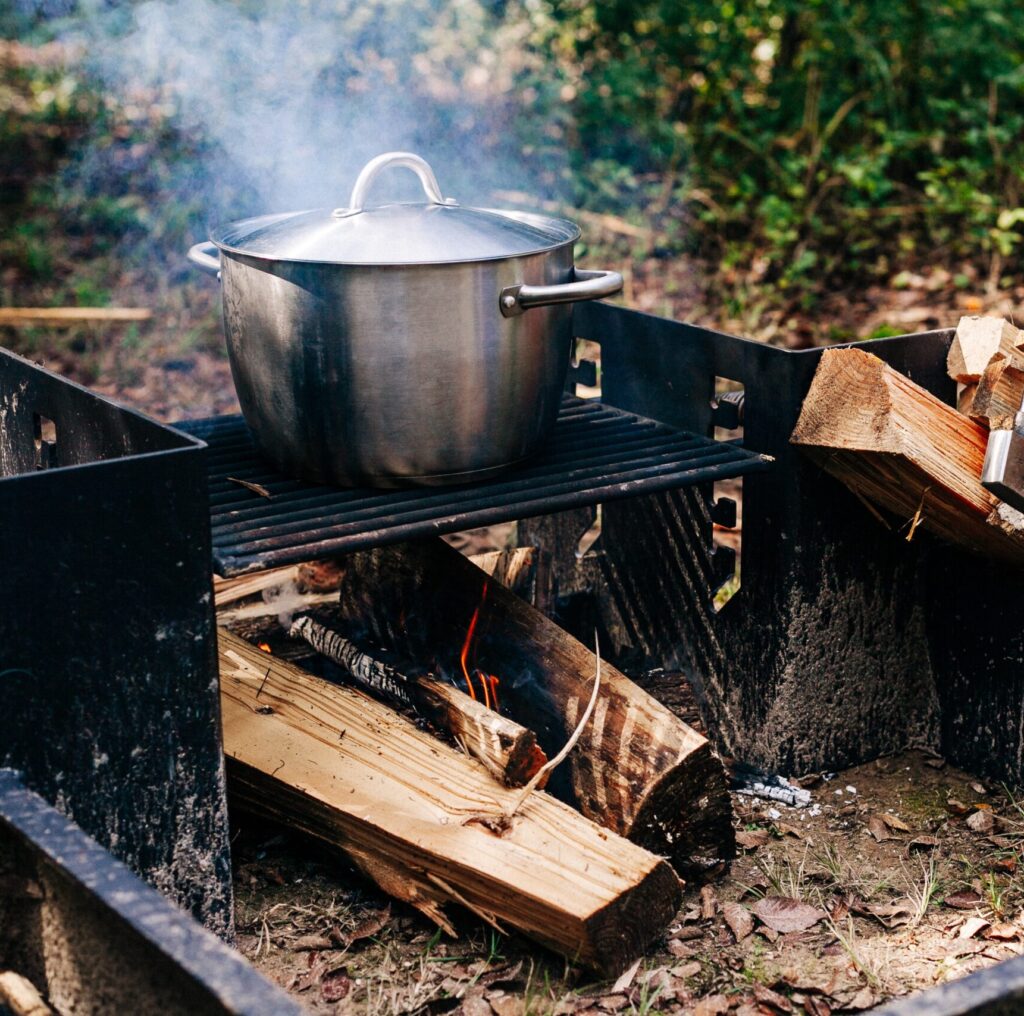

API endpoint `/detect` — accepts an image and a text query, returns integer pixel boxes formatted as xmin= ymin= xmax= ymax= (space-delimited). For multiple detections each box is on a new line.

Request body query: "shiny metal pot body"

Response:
xmin=216 ymin=243 xmax=575 ymax=486
xmin=189 ymin=152 xmax=622 ymax=487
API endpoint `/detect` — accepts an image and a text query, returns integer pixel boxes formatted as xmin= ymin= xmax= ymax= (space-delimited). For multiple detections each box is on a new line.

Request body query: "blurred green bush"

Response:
xmin=2 ymin=0 xmax=1023 ymax=307
xmin=522 ymin=0 xmax=1024 ymax=293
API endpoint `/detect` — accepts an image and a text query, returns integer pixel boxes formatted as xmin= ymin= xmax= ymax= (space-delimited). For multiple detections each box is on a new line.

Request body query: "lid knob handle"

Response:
xmin=333 ymin=152 xmax=457 ymax=218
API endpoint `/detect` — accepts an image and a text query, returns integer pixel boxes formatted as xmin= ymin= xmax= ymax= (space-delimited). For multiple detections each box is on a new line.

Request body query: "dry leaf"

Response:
xmin=971 ymin=782 xmax=988 ymax=795
xmin=829 ymin=895 xmax=852 ymax=923
xmin=993 ymin=856 xmax=1018 ymax=875
xmin=804 ymin=999 xmax=832 ymax=1016
xmin=881 ymin=813 xmax=911 ymax=832
xmin=944 ymin=890 xmax=984 ymax=910
xmin=751 ymin=897 xmax=827 ymax=934
xmin=478 ymin=962 xmax=524 ymax=990
xmin=700 ymin=885 xmax=718 ymax=920
xmin=692 ymin=995 xmax=730 ymax=1016
xmin=489 ymin=992 xmax=526 ymax=1016
xmin=908 ymin=835 xmax=939 ymax=852
xmin=320 ymin=966 xmax=351 ymax=1003
xmin=611 ymin=957 xmax=642 ymax=994
xmin=723 ymin=902 xmax=754 ymax=942
xmin=345 ymin=906 xmax=391 ymax=946
xmin=753 ymin=984 xmax=793 ymax=1012
xmin=959 ymin=917 xmax=991 ymax=939
xmin=736 ymin=829 xmax=771 ymax=849
xmin=667 ymin=939 xmax=696 ymax=958
xmin=985 ymin=923 xmax=1020 ymax=941
xmin=988 ymin=835 xmax=1015 ymax=849
xmin=673 ymin=961 xmax=702 ymax=979
xmin=759 ymin=925 xmax=780 ymax=943
xmin=861 ymin=900 xmax=915 ymax=929
xmin=867 ymin=816 xmax=895 ymax=842
xmin=925 ymin=756 xmax=947 ymax=770
xmin=967 ymin=810 xmax=995 ymax=835
xmin=674 ymin=926 xmax=704 ymax=943
xmin=946 ymin=799 xmax=970 ymax=817
xmin=777 ymin=822 xmax=805 ymax=839
xmin=461 ymin=995 xmax=492 ymax=1016
xmin=845 ymin=987 xmax=877 ymax=1010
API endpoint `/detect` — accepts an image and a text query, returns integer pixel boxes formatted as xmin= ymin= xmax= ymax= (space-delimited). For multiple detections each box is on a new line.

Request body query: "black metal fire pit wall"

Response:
xmin=0 ymin=769 xmax=298 ymax=1014
xmin=551 ymin=302 xmax=1024 ymax=789
xmin=0 ymin=348 xmax=232 ymax=934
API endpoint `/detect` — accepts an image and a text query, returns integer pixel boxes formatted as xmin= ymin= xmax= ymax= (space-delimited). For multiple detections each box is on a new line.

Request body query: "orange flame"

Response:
xmin=457 ymin=583 xmax=504 ymax=713
xmin=257 ymin=641 xmax=272 ymax=653
xmin=459 ymin=583 xmax=487 ymax=700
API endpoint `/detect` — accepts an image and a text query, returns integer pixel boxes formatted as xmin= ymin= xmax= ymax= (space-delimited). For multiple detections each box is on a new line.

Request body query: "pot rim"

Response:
xmin=208 ymin=206 xmax=582 ymax=268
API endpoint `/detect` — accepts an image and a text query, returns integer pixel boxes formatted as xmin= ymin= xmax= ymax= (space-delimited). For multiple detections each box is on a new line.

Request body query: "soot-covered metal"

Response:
xmin=178 ymin=394 xmax=772 ymax=576
xmin=0 ymin=349 xmax=232 ymax=933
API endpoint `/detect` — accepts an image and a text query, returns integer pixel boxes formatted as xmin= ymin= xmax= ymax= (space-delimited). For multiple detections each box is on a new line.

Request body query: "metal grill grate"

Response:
xmin=178 ymin=396 xmax=771 ymax=576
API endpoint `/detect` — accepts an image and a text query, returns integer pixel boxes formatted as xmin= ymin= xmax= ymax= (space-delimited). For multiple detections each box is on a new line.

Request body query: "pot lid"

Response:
xmin=210 ymin=152 xmax=580 ymax=266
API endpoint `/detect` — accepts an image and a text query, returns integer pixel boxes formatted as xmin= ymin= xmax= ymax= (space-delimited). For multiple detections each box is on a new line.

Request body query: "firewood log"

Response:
xmin=332 ymin=539 xmax=735 ymax=873
xmin=968 ymin=351 xmax=1024 ymax=431
xmin=947 ymin=315 xmax=1021 ymax=383
xmin=290 ymin=615 xmax=547 ymax=787
xmin=792 ymin=347 xmax=1024 ymax=565
xmin=218 ymin=630 xmax=680 ymax=975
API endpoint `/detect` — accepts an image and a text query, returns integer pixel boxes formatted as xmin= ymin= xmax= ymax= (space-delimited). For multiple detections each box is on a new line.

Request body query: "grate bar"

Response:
xmin=178 ymin=396 xmax=771 ymax=575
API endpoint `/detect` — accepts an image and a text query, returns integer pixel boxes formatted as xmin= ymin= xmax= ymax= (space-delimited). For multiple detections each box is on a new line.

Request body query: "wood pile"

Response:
xmin=214 ymin=542 xmax=733 ymax=973
xmin=791 ymin=315 xmax=1024 ymax=565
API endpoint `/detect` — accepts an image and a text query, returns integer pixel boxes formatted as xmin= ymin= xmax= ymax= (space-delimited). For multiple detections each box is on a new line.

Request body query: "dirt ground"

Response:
xmin=232 ymin=749 xmax=1024 ymax=1015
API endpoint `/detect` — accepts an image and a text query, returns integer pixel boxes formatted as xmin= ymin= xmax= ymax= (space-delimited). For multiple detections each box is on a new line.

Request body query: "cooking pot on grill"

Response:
xmin=188 ymin=152 xmax=622 ymax=487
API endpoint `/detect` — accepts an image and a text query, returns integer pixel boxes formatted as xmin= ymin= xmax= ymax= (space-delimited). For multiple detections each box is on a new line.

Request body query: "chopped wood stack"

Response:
xmin=791 ymin=316 xmax=1024 ymax=565
xmin=219 ymin=629 xmax=680 ymax=974
xmin=330 ymin=539 xmax=735 ymax=872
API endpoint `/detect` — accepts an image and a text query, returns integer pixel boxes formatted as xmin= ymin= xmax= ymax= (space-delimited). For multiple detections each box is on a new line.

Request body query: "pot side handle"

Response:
xmin=499 ymin=268 xmax=623 ymax=318
xmin=188 ymin=241 xmax=222 ymax=279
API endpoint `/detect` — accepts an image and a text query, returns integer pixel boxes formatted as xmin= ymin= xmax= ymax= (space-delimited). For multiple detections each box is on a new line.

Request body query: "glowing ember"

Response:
xmin=257 ymin=642 xmax=272 ymax=653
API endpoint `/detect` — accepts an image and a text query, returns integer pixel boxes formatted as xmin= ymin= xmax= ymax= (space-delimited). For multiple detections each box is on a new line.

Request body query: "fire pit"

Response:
xmin=6 ymin=301 xmax=1024 ymax=1012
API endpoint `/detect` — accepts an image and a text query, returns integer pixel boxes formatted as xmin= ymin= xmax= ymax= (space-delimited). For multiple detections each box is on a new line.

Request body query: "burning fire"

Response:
xmin=257 ymin=641 xmax=272 ymax=653
xmin=458 ymin=582 xmax=501 ymax=712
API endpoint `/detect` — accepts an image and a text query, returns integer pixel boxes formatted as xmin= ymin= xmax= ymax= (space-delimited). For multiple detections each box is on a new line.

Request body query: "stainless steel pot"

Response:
xmin=188 ymin=152 xmax=622 ymax=487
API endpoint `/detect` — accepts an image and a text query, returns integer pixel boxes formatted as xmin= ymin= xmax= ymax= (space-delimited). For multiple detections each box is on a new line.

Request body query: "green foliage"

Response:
xmin=3 ymin=0 xmax=1024 ymax=311
xmin=516 ymin=0 xmax=1024 ymax=294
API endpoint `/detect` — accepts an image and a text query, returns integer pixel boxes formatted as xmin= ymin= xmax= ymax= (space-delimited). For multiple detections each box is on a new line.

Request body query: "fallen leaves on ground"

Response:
xmin=944 ymin=890 xmax=985 ymax=910
xmin=751 ymin=897 xmax=827 ymax=934
xmin=736 ymin=828 xmax=771 ymax=849
xmin=724 ymin=902 xmax=754 ymax=942
xmin=700 ymin=885 xmax=719 ymax=919
xmin=867 ymin=815 xmax=897 ymax=842
xmin=967 ymin=810 xmax=996 ymax=835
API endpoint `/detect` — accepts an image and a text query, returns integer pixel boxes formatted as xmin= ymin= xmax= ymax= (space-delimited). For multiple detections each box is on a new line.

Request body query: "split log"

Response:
xmin=957 ymin=382 xmax=979 ymax=417
xmin=791 ymin=347 xmax=1024 ymax=565
xmin=218 ymin=629 xmax=680 ymax=974
xmin=0 ymin=972 xmax=52 ymax=1016
xmin=468 ymin=547 xmax=545 ymax=606
xmin=333 ymin=539 xmax=735 ymax=873
xmin=947 ymin=315 xmax=1020 ymax=383
xmin=968 ymin=351 xmax=1024 ymax=431
xmin=289 ymin=615 xmax=546 ymax=787
xmin=0 ymin=307 xmax=151 ymax=327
